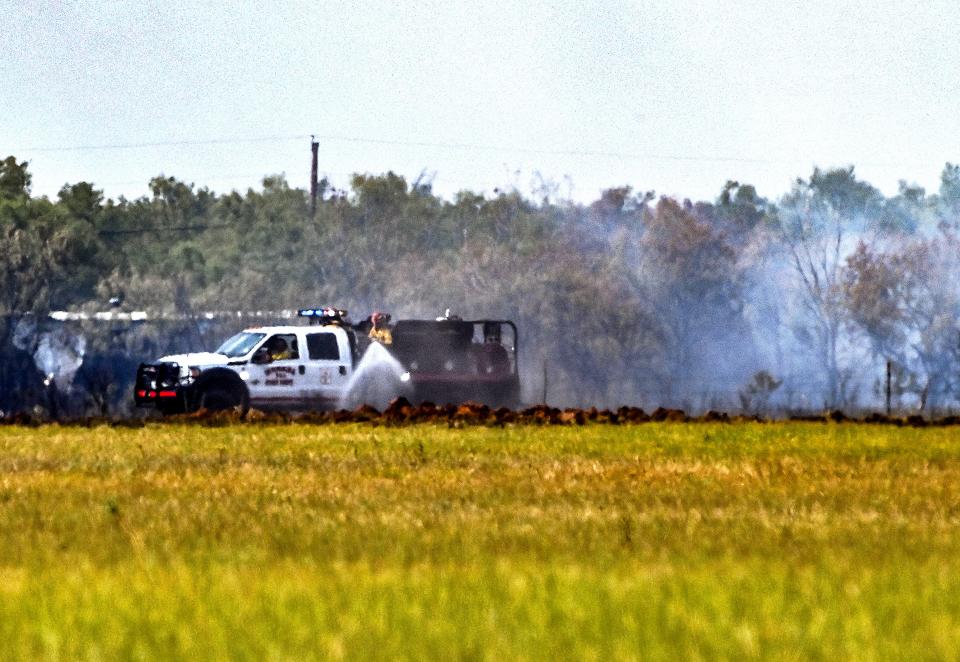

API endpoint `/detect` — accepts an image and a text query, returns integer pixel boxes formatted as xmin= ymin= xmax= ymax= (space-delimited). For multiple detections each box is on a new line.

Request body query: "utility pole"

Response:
xmin=310 ymin=136 xmax=319 ymax=219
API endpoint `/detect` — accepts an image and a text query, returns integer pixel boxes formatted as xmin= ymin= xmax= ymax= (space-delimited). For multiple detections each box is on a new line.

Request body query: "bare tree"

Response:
xmin=777 ymin=167 xmax=882 ymax=408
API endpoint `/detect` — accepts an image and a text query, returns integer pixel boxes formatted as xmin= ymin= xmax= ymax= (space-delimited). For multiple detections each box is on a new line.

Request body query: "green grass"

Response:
xmin=1 ymin=422 xmax=959 ymax=660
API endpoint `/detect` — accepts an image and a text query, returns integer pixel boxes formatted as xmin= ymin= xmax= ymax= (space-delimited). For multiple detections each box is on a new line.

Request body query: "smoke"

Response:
xmin=12 ymin=318 xmax=86 ymax=390
xmin=33 ymin=329 xmax=86 ymax=389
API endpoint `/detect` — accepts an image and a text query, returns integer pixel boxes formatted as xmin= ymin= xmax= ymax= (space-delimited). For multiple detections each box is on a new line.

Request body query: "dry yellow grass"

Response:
xmin=0 ymin=422 xmax=958 ymax=659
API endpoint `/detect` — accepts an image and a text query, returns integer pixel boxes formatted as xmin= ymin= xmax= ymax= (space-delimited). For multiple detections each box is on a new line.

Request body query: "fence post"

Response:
xmin=542 ymin=360 xmax=548 ymax=405
xmin=886 ymin=360 xmax=892 ymax=416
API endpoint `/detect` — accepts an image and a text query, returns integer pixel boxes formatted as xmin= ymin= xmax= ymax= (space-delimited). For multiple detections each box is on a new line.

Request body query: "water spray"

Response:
xmin=340 ymin=341 xmax=411 ymax=411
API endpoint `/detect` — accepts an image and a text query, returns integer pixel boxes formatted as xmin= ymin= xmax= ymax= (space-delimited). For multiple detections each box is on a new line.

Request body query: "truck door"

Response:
xmin=303 ymin=330 xmax=351 ymax=409
xmin=245 ymin=333 xmax=306 ymax=408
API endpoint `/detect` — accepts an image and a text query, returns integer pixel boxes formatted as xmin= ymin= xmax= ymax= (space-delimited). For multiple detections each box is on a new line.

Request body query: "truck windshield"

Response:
xmin=215 ymin=332 xmax=266 ymax=358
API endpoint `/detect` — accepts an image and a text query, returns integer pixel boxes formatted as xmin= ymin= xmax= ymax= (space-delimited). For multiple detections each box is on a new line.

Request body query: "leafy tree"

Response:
xmin=937 ymin=162 xmax=960 ymax=224
xmin=844 ymin=241 xmax=907 ymax=359
xmin=715 ymin=180 xmax=769 ymax=238
xmin=846 ymin=235 xmax=960 ymax=411
xmin=0 ymin=156 xmax=31 ymax=199
xmin=637 ymin=197 xmax=750 ymax=405
xmin=880 ymin=181 xmax=927 ymax=234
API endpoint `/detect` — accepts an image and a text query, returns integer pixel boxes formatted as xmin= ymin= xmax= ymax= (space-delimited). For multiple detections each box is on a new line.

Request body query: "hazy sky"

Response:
xmin=4 ymin=0 xmax=960 ymax=203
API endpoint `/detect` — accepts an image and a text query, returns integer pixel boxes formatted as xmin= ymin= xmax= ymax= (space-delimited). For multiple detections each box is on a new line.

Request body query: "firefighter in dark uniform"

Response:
xmin=477 ymin=322 xmax=509 ymax=374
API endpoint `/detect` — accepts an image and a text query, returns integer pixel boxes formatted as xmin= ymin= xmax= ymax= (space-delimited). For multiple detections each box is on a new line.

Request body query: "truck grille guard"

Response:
xmin=134 ymin=362 xmax=183 ymax=404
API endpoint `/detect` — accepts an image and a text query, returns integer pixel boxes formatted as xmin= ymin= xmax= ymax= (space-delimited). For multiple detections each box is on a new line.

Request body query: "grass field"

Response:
xmin=1 ymin=422 xmax=960 ymax=660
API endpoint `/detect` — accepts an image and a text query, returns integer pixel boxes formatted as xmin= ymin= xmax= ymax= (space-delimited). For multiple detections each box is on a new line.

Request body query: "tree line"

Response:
xmin=3 ymin=154 xmax=960 ymax=416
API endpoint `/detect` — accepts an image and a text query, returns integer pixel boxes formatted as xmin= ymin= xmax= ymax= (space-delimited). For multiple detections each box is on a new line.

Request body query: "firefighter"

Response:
xmin=267 ymin=336 xmax=294 ymax=361
xmin=477 ymin=322 xmax=509 ymax=374
xmin=368 ymin=311 xmax=393 ymax=345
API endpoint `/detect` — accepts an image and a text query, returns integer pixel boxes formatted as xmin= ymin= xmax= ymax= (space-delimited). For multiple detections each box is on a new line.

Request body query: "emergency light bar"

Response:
xmin=298 ymin=307 xmax=348 ymax=322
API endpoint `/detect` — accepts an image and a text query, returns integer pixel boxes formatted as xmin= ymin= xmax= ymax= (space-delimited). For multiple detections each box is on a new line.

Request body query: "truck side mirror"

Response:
xmin=252 ymin=347 xmax=272 ymax=364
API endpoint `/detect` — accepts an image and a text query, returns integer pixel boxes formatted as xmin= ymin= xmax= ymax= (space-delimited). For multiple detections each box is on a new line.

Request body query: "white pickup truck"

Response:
xmin=134 ymin=308 xmax=358 ymax=414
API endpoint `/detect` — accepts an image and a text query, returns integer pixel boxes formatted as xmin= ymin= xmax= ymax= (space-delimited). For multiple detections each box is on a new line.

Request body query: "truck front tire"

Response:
xmin=192 ymin=369 xmax=251 ymax=416
xmin=198 ymin=385 xmax=250 ymax=415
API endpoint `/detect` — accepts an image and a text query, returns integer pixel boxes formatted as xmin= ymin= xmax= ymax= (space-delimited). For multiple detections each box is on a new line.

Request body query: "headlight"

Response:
xmin=180 ymin=366 xmax=201 ymax=384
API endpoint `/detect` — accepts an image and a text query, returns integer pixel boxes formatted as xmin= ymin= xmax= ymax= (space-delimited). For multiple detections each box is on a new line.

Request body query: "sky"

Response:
xmin=3 ymin=0 xmax=960 ymax=204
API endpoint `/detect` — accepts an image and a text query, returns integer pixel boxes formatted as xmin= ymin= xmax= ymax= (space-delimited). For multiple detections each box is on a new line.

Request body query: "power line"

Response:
xmin=95 ymin=172 xmax=288 ymax=187
xmin=11 ymin=132 xmax=933 ymax=169
xmin=16 ymin=135 xmax=308 ymax=153
xmin=313 ymin=134 xmax=788 ymax=165
xmin=85 ymin=171 xmax=509 ymax=196
xmin=312 ymin=134 xmax=939 ymax=170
